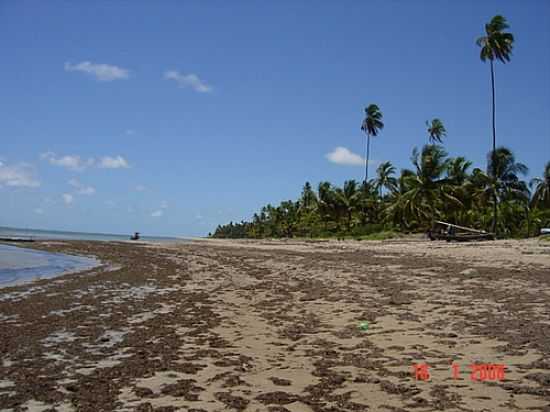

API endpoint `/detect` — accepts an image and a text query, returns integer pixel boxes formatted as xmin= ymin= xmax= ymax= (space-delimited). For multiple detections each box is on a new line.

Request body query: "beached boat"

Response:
xmin=428 ymin=221 xmax=495 ymax=242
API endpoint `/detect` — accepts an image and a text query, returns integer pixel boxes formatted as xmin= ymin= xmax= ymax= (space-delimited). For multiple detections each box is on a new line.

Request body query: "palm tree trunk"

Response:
xmin=365 ymin=133 xmax=371 ymax=184
xmin=490 ymin=59 xmax=498 ymax=236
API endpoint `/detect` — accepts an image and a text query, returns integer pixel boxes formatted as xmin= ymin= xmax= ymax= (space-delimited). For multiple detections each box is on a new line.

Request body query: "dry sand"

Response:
xmin=0 ymin=238 xmax=549 ymax=411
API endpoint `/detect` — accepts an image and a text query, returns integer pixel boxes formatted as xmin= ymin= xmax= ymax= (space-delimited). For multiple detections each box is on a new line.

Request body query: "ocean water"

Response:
xmin=0 ymin=226 xmax=183 ymax=242
xmin=0 ymin=244 xmax=100 ymax=288
xmin=0 ymin=226 xmax=189 ymax=288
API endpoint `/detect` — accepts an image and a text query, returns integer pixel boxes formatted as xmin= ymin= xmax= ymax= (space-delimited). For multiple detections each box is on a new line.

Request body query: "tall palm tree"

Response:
xmin=476 ymin=15 xmax=514 ymax=233
xmin=374 ymin=161 xmax=398 ymax=198
xmin=426 ymin=118 xmax=447 ymax=144
xmin=530 ymin=161 xmax=550 ymax=209
xmin=360 ymin=104 xmax=384 ymax=184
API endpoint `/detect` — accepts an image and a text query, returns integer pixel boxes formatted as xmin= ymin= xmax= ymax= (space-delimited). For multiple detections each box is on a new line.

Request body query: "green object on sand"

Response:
xmin=359 ymin=321 xmax=369 ymax=331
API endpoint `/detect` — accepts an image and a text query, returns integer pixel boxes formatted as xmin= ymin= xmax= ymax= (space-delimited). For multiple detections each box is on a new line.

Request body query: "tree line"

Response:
xmin=211 ymin=15 xmax=550 ymax=239
xmin=211 ymin=148 xmax=550 ymax=239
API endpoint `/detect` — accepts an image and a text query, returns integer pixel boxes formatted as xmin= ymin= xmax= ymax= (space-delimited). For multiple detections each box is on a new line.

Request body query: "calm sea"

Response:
xmin=0 ymin=226 xmax=184 ymax=242
xmin=0 ymin=226 xmax=189 ymax=288
xmin=0 ymin=244 xmax=100 ymax=288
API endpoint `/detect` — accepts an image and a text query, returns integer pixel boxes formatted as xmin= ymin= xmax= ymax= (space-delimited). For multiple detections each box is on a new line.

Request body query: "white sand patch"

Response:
xmin=0 ymin=379 xmax=15 ymax=389
xmin=42 ymin=330 xmax=79 ymax=347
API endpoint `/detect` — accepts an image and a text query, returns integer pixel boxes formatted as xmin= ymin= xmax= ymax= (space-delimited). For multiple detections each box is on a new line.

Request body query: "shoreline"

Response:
xmin=0 ymin=243 xmax=102 ymax=290
xmin=1 ymin=239 xmax=549 ymax=411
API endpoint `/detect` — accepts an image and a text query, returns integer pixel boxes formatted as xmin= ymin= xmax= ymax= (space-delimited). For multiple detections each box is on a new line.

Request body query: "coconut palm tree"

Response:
xmin=333 ymin=180 xmax=361 ymax=231
xmin=445 ymin=157 xmax=474 ymax=224
xmin=447 ymin=156 xmax=473 ymax=185
xmin=488 ymin=147 xmax=528 ymax=187
xmin=472 ymin=148 xmax=529 ymax=234
xmin=277 ymin=200 xmax=299 ymax=237
xmin=299 ymin=182 xmax=317 ymax=210
xmin=530 ymin=161 xmax=550 ymax=209
xmin=374 ymin=161 xmax=398 ymax=197
xmin=317 ymin=181 xmax=338 ymax=231
xmin=476 ymin=15 xmax=514 ymax=233
xmin=477 ymin=15 xmax=514 ymax=152
xmin=426 ymin=118 xmax=447 ymax=144
xmin=400 ymin=145 xmax=461 ymax=227
xmin=360 ymin=104 xmax=384 ymax=184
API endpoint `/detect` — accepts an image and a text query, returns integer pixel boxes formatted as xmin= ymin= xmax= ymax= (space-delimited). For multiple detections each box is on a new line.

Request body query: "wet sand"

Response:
xmin=0 ymin=238 xmax=549 ymax=411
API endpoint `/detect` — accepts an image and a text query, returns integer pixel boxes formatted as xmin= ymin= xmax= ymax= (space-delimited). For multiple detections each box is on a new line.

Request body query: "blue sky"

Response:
xmin=1 ymin=1 xmax=549 ymax=237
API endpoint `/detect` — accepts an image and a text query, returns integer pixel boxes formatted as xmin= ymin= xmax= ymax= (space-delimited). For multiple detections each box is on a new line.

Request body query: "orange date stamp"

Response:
xmin=412 ymin=363 xmax=506 ymax=381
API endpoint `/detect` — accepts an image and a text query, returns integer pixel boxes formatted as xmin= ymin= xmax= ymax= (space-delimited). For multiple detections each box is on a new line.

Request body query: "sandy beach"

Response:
xmin=1 ymin=238 xmax=549 ymax=411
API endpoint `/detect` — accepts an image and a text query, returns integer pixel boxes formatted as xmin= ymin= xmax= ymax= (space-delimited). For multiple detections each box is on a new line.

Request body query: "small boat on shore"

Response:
xmin=428 ymin=221 xmax=495 ymax=242
xmin=130 ymin=232 xmax=140 ymax=240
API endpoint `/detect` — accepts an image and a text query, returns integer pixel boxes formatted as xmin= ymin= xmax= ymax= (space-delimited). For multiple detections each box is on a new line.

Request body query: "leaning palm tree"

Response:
xmin=426 ymin=118 xmax=447 ymax=144
xmin=360 ymin=104 xmax=384 ymax=184
xmin=476 ymin=15 xmax=514 ymax=233
xmin=530 ymin=161 xmax=550 ymax=209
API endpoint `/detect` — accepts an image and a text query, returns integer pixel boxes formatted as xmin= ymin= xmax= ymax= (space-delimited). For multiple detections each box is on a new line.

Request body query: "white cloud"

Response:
xmin=125 ymin=129 xmax=135 ymax=135
xmin=195 ymin=213 xmax=204 ymax=221
xmin=105 ymin=200 xmax=116 ymax=208
xmin=62 ymin=193 xmax=74 ymax=205
xmin=326 ymin=147 xmax=366 ymax=166
xmin=98 ymin=156 xmax=129 ymax=169
xmin=151 ymin=200 xmax=168 ymax=218
xmin=41 ymin=152 xmax=94 ymax=171
xmin=64 ymin=61 xmax=129 ymax=81
xmin=41 ymin=152 xmax=130 ymax=171
xmin=164 ymin=70 xmax=212 ymax=93
xmin=135 ymin=184 xmax=146 ymax=192
xmin=34 ymin=208 xmax=44 ymax=215
xmin=0 ymin=162 xmax=40 ymax=188
xmin=68 ymin=178 xmax=96 ymax=195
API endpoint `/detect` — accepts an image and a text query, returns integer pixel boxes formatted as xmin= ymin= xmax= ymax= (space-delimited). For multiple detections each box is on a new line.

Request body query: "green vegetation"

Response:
xmin=426 ymin=119 xmax=447 ymax=144
xmin=211 ymin=15 xmax=549 ymax=240
xmin=212 ymin=147 xmax=550 ymax=239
